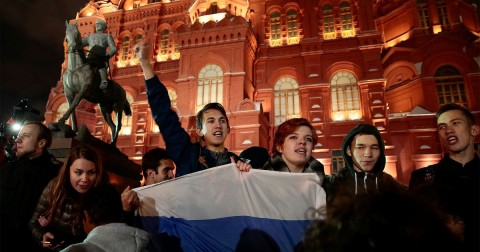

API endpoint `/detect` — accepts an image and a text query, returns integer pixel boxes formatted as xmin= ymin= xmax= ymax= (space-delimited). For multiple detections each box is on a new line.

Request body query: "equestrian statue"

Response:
xmin=57 ymin=21 xmax=131 ymax=146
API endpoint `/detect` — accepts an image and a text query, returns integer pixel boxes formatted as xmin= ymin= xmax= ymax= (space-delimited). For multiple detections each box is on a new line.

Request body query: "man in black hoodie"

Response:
xmin=326 ymin=124 xmax=405 ymax=203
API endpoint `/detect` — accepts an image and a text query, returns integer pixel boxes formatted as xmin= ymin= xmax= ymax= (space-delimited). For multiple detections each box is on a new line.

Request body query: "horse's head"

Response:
xmin=65 ymin=21 xmax=82 ymax=52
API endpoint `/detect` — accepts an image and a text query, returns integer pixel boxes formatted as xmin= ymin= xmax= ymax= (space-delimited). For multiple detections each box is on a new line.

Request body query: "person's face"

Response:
xmin=437 ymin=109 xmax=479 ymax=154
xmin=276 ymin=126 xmax=314 ymax=170
xmin=197 ymin=109 xmax=229 ymax=148
xmin=151 ymin=159 xmax=175 ymax=184
xmin=69 ymin=158 xmax=97 ymax=194
xmin=347 ymin=134 xmax=380 ymax=173
xmin=15 ymin=124 xmax=45 ymax=159
xmin=95 ymin=23 xmax=104 ymax=32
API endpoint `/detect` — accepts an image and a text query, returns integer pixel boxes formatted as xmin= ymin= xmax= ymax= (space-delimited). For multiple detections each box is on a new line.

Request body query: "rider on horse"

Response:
xmin=82 ymin=19 xmax=117 ymax=91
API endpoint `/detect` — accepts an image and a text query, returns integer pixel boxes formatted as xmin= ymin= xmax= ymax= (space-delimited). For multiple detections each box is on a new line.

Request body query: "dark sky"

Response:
xmin=1 ymin=0 xmax=87 ymax=123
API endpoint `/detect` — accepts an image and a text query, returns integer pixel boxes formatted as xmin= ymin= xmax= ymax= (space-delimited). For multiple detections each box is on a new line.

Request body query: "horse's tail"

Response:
xmin=124 ymin=102 xmax=132 ymax=116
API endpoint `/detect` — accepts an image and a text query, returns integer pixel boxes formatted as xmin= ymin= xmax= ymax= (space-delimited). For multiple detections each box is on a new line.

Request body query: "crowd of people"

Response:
xmin=0 ymin=39 xmax=478 ymax=252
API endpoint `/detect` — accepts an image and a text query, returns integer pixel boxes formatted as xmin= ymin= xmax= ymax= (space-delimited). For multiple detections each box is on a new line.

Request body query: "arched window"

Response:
xmin=55 ymin=102 xmax=70 ymax=125
xmin=340 ymin=2 xmax=355 ymax=38
xmin=118 ymin=93 xmax=134 ymax=135
xmin=435 ymin=65 xmax=467 ymax=107
xmin=197 ymin=64 xmax=223 ymax=112
xmin=274 ymin=77 xmax=300 ymax=125
xmin=135 ymin=34 xmax=143 ymax=43
xmin=270 ymin=12 xmax=282 ymax=47
xmin=121 ymin=37 xmax=130 ymax=62
xmin=322 ymin=4 xmax=336 ymax=39
xmin=331 ymin=71 xmax=361 ymax=121
xmin=158 ymin=29 xmax=169 ymax=61
xmin=167 ymin=87 xmax=177 ymax=107
xmin=286 ymin=9 xmax=299 ymax=45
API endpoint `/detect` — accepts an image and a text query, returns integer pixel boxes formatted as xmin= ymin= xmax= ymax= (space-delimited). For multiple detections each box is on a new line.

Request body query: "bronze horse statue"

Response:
xmin=58 ymin=22 xmax=131 ymax=145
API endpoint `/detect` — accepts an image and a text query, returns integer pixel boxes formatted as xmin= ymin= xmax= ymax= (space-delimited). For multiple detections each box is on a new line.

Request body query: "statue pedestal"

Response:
xmin=48 ymin=123 xmax=142 ymax=191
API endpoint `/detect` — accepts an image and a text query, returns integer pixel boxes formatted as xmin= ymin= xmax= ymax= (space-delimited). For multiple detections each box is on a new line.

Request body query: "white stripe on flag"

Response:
xmin=133 ymin=164 xmax=326 ymax=251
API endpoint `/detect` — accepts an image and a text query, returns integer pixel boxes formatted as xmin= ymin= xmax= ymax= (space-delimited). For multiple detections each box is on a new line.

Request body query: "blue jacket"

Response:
xmin=145 ymin=76 xmax=238 ymax=177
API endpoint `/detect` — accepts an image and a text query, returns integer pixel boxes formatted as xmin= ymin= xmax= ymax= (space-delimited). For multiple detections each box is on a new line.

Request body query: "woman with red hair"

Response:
xmin=263 ymin=118 xmax=325 ymax=181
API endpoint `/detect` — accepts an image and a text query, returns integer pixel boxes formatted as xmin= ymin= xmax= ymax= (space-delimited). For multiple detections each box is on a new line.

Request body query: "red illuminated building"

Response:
xmin=44 ymin=0 xmax=480 ymax=185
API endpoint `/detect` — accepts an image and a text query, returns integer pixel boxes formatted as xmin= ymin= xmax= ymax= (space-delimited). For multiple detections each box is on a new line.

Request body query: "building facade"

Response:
xmin=45 ymin=0 xmax=480 ymax=185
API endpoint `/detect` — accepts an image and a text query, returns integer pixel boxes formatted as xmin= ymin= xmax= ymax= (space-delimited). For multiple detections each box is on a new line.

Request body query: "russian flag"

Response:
xmin=134 ymin=164 xmax=326 ymax=252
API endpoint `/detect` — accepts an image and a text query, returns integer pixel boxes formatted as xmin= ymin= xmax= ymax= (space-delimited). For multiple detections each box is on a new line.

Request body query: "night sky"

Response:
xmin=1 ymin=1 xmax=87 ymax=123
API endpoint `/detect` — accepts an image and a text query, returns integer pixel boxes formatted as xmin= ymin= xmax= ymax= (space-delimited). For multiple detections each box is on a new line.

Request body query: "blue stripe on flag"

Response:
xmin=137 ymin=216 xmax=312 ymax=252
xmin=134 ymin=164 xmax=326 ymax=252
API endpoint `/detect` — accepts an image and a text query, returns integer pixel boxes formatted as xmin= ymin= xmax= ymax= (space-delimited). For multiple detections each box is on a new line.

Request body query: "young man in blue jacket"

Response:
xmin=133 ymin=41 xmax=251 ymax=177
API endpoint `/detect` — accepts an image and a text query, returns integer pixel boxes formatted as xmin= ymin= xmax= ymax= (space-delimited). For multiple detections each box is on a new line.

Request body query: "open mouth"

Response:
xmin=79 ymin=185 xmax=90 ymax=190
xmin=295 ymin=148 xmax=306 ymax=154
xmin=213 ymin=131 xmax=223 ymax=137
xmin=447 ymin=136 xmax=458 ymax=145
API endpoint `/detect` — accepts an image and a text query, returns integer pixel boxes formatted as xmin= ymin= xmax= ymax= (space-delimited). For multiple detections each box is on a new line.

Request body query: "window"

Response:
xmin=135 ymin=34 xmax=143 ymax=44
xmin=197 ymin=64 xmax=223 ymax=112
xmin=118 ymin=93 xmax=134 ymax=135
xmin=435 ymin=65 xmax=467 ymax=107
xmin=340 ymin=2 xmax=355 ymax=38
xmin=417 ymin=0 xmax=430 ymax=28
xmin=274 ymin=77 xmax=300 ymax=125
xmin=270 ymin=12 xmax=282 ymax=47
xmin=436 ymin=0 xmax=449 ymax=26
xmin=131 ymin=35 xmax=143 ymax=65
xmin=167 ymin=88 xmax=177 ymax=107
xmin=323 ymin=4 xmax=336 ymax=39
xmin=172 ymin=42 xmax=180 ymax=60
xmin=158 ymin=29 xmax=169 ymax=61
xmin=133 ymin=0 xmax=141 ymax=9
xmin=210 ymin=2 xmax=218 ymax=14
xmin=55 ymin=102 xmax=70 ymax=125
xmin=331 ymin=71 xmax=361 ymax=121
xmin=121 ymin=37 xmax=130 ymax=62
xmin=286 ymin=9 xmax=299 ymax=45
xmin=331 ymin=149 xmax=344 ymax=175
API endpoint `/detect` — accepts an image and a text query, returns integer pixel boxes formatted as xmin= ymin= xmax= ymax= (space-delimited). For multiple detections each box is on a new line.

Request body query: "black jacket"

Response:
xmin=262 ymin=154 xmax=325 ymax=186
xmin=0 ymin=151 xmax=61 ymax=251
xmin=29 ymin=179 xmax=88 ymax=250
xmin=409 ymin=154 xmax=480 ymax=251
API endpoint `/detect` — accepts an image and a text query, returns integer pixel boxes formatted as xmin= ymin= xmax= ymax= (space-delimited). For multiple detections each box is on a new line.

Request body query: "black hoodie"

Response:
xmin=326 ymin=124 xmax=405 ymax=203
